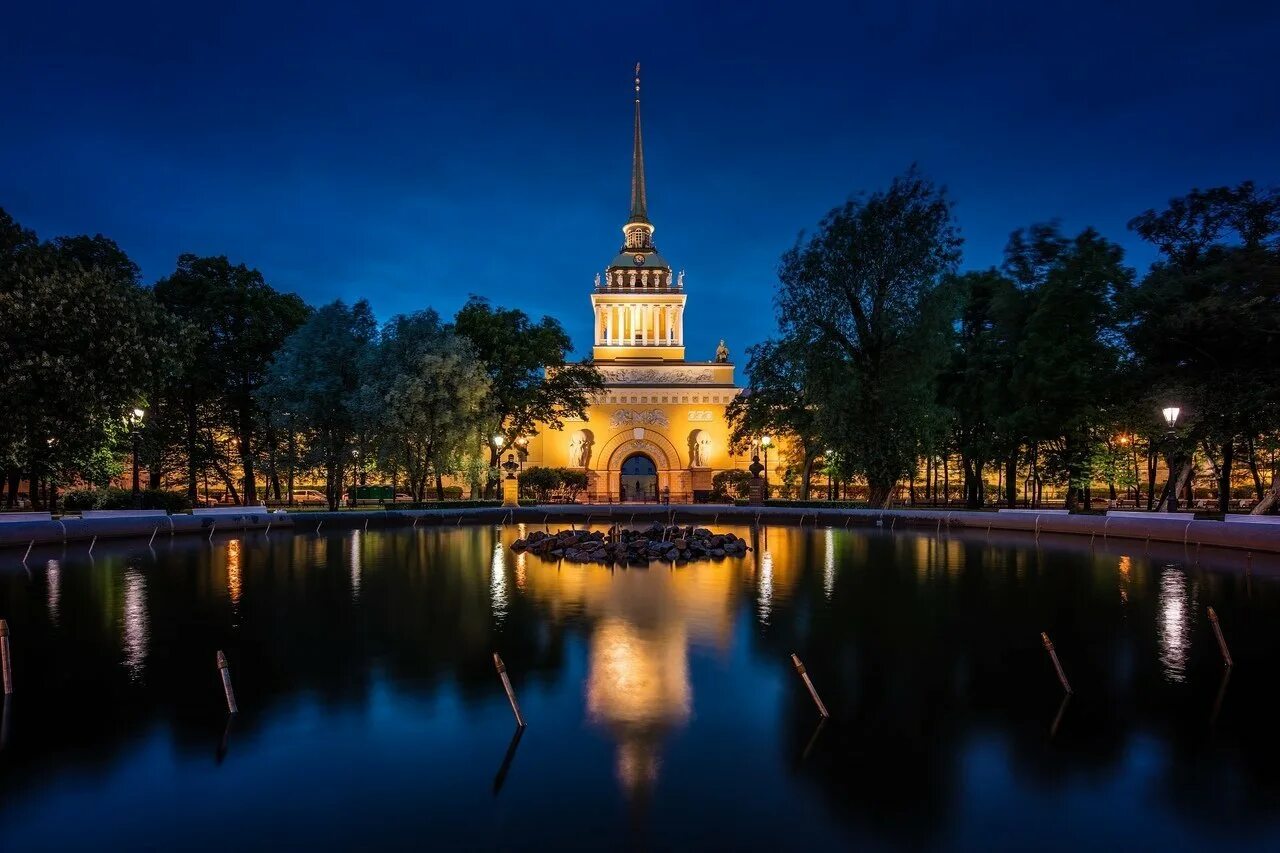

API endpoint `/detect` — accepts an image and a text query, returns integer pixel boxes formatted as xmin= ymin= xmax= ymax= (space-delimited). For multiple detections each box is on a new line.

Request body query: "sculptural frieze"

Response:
xmin=599 ymin=367 xmax=715 ymax=385
xmin=610 ymin=408 xmax=670 ymax=429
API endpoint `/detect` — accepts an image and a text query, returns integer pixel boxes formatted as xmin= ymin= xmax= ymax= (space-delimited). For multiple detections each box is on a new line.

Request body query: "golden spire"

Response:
xmin=629 ymin=62 xmax=648 ymax=226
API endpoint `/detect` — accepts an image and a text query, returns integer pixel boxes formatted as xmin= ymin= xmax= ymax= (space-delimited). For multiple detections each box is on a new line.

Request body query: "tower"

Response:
xmin=591 ymin=63 xmax=687 ymax=362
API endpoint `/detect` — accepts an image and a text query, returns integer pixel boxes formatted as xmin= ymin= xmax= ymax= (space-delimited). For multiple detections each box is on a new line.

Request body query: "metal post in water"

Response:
xmin=1207 ymin=607 xmax=1233 ymax=668
xmin=493 ymin=653 xmax=526 ymax=727
xmin=0 ymin=620 xmax=12 ymax=695
xmin=1040 ymin=632 xmax=1073 ymax=694
xmin=790 ymin=654 xmax=830 ymax=718
xmin=217 ymin=650 xmax=239 ymax=714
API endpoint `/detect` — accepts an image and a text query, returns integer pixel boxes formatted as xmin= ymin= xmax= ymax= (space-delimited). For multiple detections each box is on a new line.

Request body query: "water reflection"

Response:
xmin=587 ymin=619 xmax=691 ymax=796
xmin=4 ymin=525 xmax=1280 ymax=849
xmin=823 ymin=528 xmax=835 ymax=599
xmin=758 ymin=549 xmax=774 ymax=625
xmin=490 ymin=541 xmax=507 ymax=624
xmin=349 ymin=529 xmax=362 ymax=600
xmin=121 ymin=567 xmax=148 ymax=682
xmin=46 ymin=559 xmax=60 ymax=625
xmin=1117 ymin=555 xmax=1131 ymax=605
xmin=227 ymin=539 xmax=242 ymax=607
xmin=1157 ymin=565 xmax=1197 ymax=682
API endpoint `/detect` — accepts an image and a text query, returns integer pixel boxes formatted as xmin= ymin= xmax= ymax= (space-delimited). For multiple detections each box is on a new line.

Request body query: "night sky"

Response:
xmin=3 ymin=1 xmax=1277 ymax=360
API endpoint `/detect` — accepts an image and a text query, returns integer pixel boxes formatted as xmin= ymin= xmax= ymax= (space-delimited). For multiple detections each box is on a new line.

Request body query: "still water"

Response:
xmin=1 ymin=524 xmax=1278 ymax=850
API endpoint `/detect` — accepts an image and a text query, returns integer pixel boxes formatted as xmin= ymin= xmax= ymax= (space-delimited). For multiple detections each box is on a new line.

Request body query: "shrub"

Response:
xmin=441 ymin=485 xmax=464 ymax=500
xmin=518 ymin=466 xmax=561 ymax=501
xmin=711 ymin=470 xmax=755 ymax=501
xmin=560 ymin=469 xmax=588 ymax=502
xmin=62 ymin=489 xmax=100 ymax=512
xmin=60 ymin=487 xmax=192 ymax=513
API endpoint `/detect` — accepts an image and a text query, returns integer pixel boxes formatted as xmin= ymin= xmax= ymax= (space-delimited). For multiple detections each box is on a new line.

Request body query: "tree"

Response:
xmin=154 ymin=254 xmax=309 ymax=504
xmin=453 ymin=297 xmax=605 ymax=491
xmin=360 ymin=310 xmax=492 ymax=501
xmin=259 ymin=300 xmax=377 ymax=510
xmin=1006 ymin=224 xmax=1132 ymax=510
xmin=727 ymin=333 xmax=834 ymax=500
xmin=1126 ymin=182 xmax=1280 ymax=513
xmin=940 ymin=269 xmax=1023 ymax=507
xmin=0 ymin=218 xmax=182 ymax=508
xmin=776 ymin=169 xmax=961 ymax=506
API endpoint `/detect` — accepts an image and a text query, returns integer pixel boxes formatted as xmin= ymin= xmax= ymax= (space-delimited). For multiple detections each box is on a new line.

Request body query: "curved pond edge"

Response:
xmin=2 ymin=504 xmax=1279 ymax=556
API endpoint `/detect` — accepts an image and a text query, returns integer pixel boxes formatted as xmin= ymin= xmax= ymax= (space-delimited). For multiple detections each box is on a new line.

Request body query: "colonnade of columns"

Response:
xmin=595 ymin=303 xmax=684 ymax=346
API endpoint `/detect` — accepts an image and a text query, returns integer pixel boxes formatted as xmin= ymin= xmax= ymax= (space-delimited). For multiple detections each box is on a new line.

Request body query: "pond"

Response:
xmin=1 ymin=523 xmax=1278 ymax=850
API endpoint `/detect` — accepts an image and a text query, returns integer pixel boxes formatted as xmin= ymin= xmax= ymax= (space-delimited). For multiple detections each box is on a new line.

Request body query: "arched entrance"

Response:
xmin=619 ymin=453 xmax=658 ymax=503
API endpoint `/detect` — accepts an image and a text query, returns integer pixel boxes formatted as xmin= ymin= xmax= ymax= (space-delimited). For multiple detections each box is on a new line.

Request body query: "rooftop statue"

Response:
xmin=714 ymin=339 xmax=729 ymax=363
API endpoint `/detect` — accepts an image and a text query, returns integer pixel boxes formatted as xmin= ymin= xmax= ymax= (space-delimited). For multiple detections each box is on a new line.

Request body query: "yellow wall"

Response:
xmin=523 ymin=386 xmax=779 ymax=501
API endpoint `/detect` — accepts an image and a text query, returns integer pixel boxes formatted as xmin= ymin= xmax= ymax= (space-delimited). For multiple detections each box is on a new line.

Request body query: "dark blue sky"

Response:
xmin=3 ymin=1 xmax=1277 ymax=360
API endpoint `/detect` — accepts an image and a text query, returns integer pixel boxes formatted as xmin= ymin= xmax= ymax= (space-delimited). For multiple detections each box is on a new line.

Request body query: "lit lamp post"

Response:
xmin=491 ymin=434 xmax=505 ymax=498
xmin=128 ymin=407 xmax=146 ymax=508
xmin=761 ymin=435 xmax=773 ymax=496
xmin=350 ymin=448 xmax=360 ymax=508
xmin=1162 ymin=406 xmax=1181 ymax=512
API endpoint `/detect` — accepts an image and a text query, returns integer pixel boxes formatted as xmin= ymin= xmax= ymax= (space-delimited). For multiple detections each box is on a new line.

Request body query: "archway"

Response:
xmin=619 ymin=453 xmax=658 ymax=503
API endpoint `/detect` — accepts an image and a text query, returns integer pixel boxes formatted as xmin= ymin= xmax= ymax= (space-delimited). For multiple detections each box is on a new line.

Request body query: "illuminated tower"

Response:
xmin=591 ymin=63 xmax=687 ymax=362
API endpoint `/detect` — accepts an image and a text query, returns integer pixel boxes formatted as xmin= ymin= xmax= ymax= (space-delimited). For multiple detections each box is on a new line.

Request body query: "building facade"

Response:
xmin=519 ymin=68 xmax=752 ymax=502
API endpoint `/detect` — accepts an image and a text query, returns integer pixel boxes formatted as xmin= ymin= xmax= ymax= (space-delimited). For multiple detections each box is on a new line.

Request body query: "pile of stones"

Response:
xmin=511 ymin=523 xmax=751 ymax=565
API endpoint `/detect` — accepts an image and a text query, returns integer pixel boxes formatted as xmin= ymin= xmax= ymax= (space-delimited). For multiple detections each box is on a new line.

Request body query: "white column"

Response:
xmin=604 ymin=306 xmax=611 ymax=344
xmin=676 ymin=306 xmax=684 ymax=344
xmin=665 ymin=305 xmax=673 ymax=343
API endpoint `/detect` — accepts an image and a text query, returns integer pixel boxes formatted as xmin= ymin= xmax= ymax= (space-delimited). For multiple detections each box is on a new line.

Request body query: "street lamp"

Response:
xmin=1161 ymin=405 xmax=1182 ymax=512
xmin=760 ymin=435 xmax=773 ymax=495
xmin=128 ymin=407 xmax=146 ymax=508
xmin=515 ymin=436 xmax=528 ymax=473
xmin=350 ymin=448 xmax=360 ymax=507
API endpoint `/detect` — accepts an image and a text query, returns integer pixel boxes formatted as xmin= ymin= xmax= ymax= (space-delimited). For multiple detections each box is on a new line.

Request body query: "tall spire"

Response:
xmin=629 ymin=62 xmax=648 ymax=225
xmin=622 ymin=63 xmax=655 ymax=251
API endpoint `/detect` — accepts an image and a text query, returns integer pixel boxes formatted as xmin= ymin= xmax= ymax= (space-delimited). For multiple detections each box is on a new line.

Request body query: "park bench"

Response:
xmin=0 ymin=512 xmax=53 ymax=523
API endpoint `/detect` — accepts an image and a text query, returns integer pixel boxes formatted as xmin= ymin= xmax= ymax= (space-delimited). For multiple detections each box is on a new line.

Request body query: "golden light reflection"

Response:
xmin=518 ymin=528 xmax=744 ymax=799
xmin=227 ymin=539 xmax=242 ymax=606
xmin=46 ymin=559 xmax=60 ymax=625
xmin=1117 ymin=555 xmax=1131 ymax=604
xmin=1158 ymin=565 xmax=1197 ymax=682
xmin=122 ymin=567 xmax=148 ymax=682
